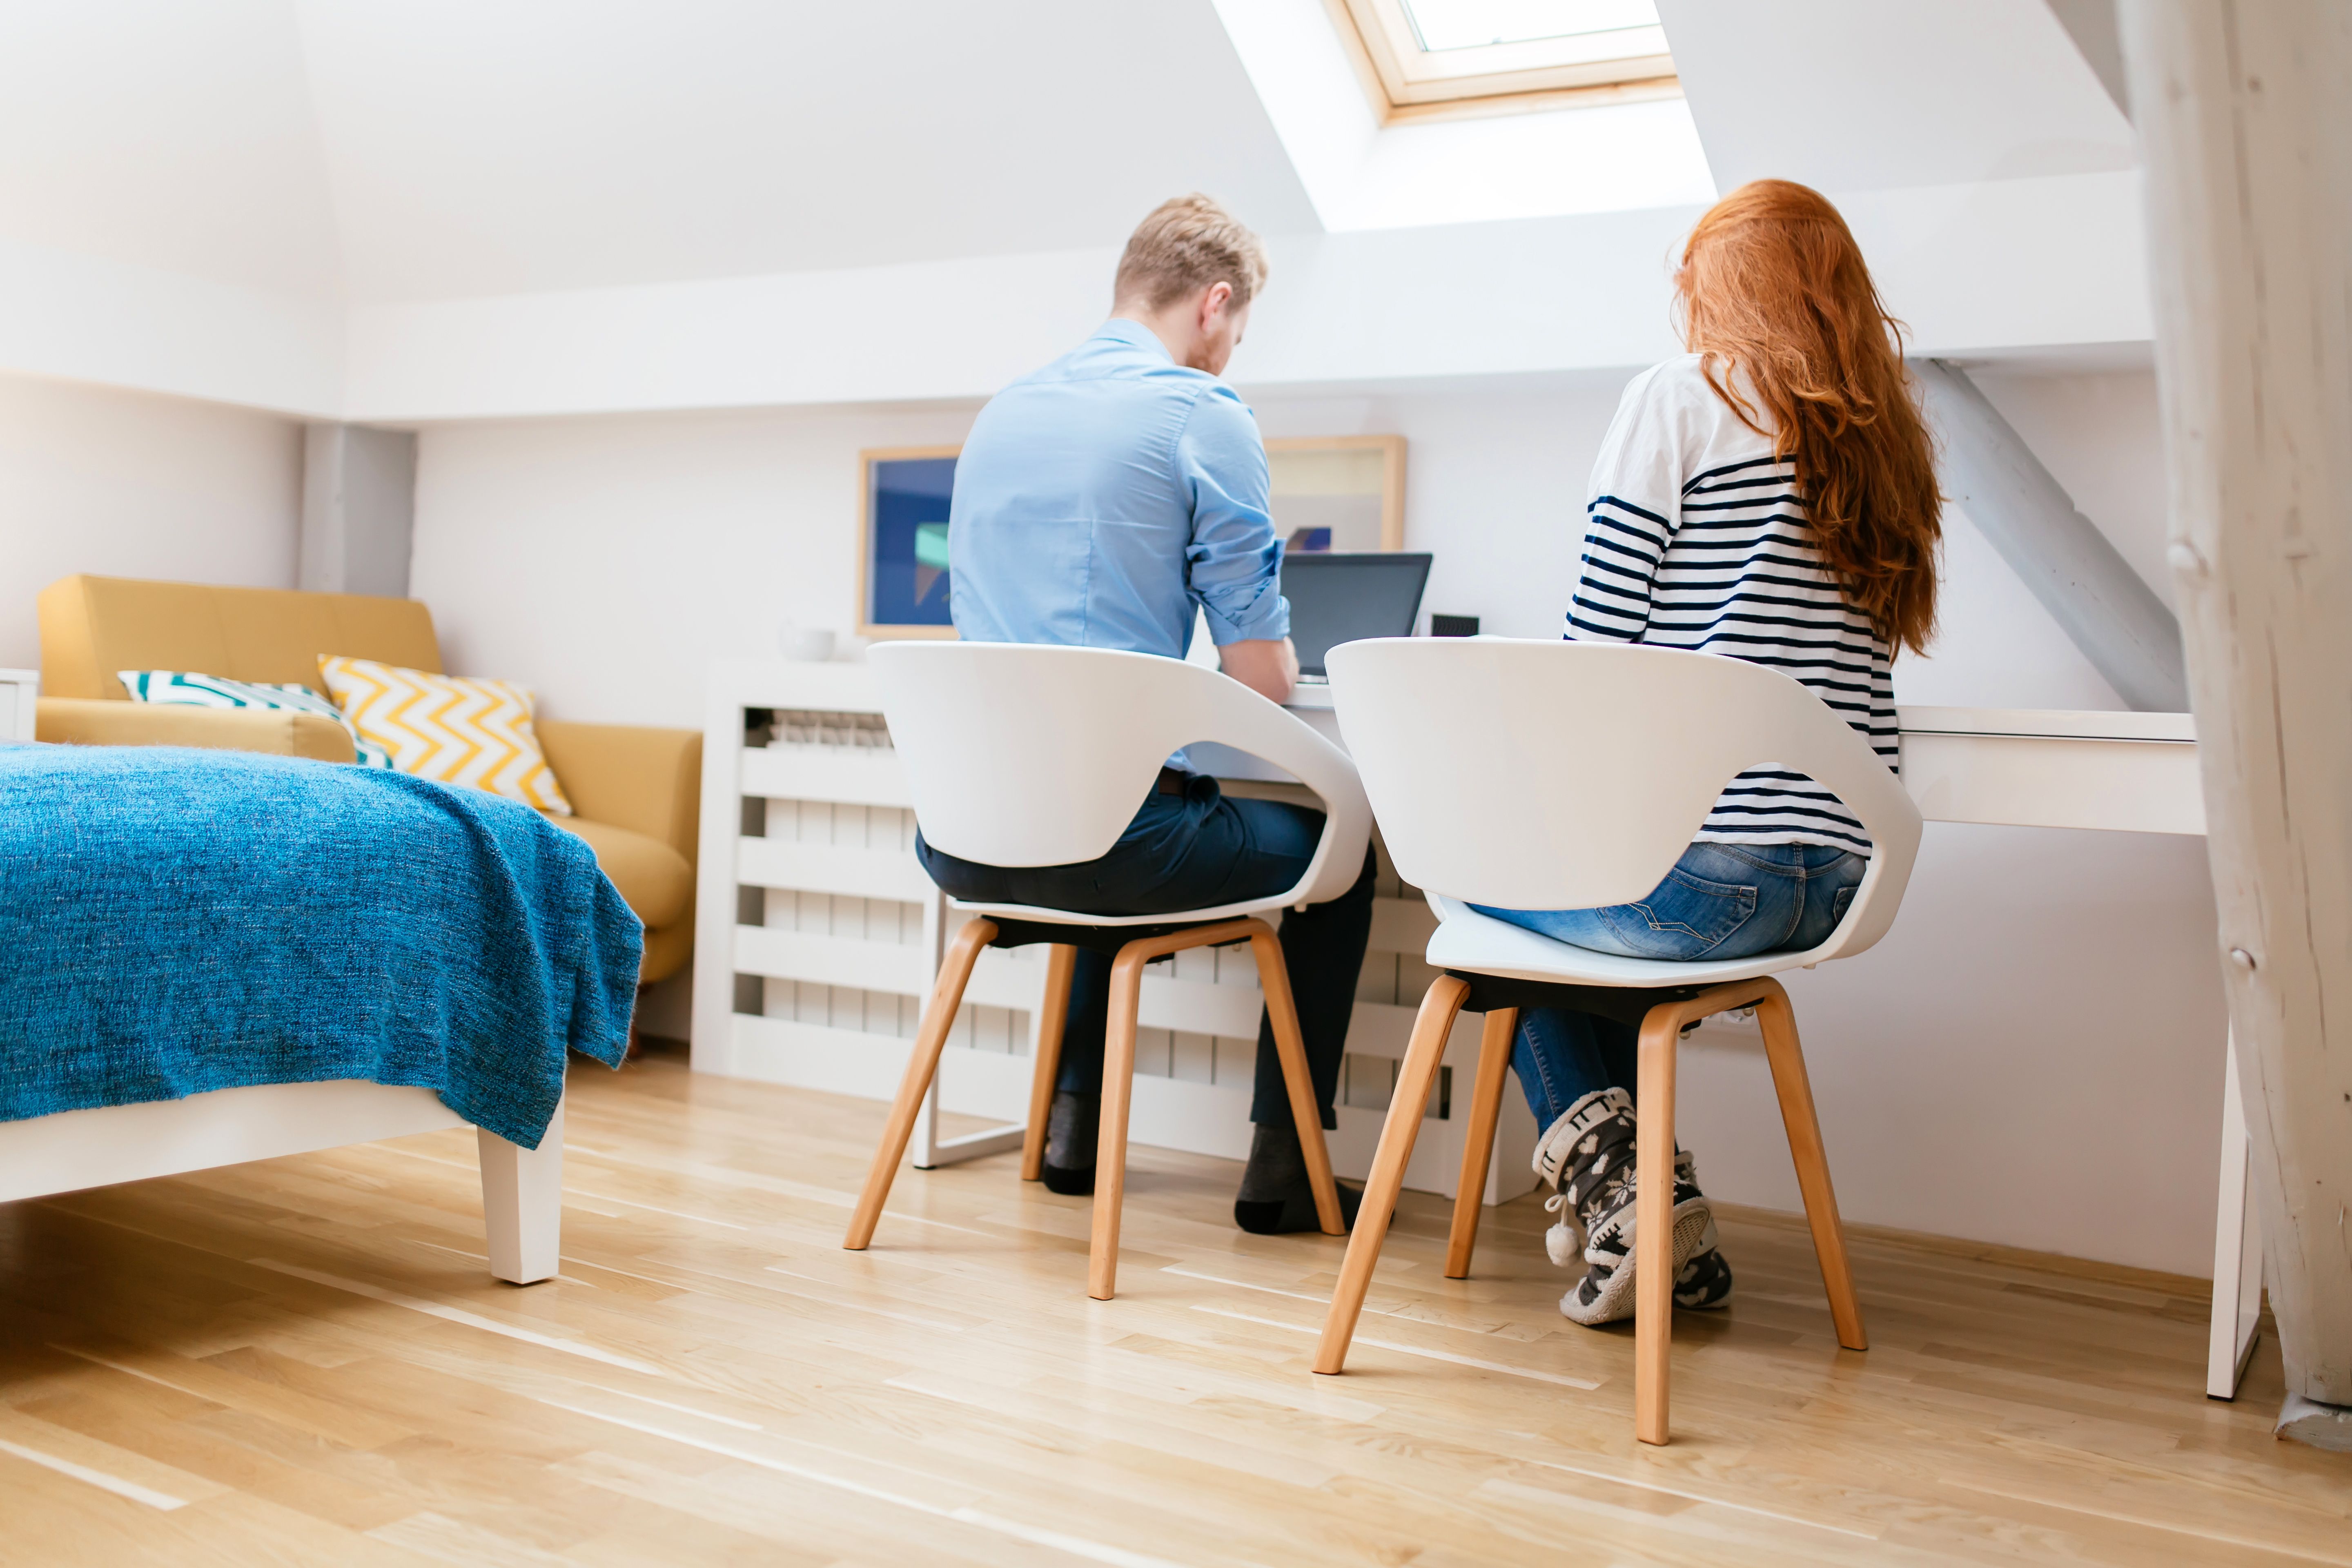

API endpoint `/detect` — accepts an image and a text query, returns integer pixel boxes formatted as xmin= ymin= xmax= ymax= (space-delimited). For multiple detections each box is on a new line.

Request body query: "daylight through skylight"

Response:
xmin=1335 ymin=0 xmax=1676 ymax=116
xmin=1401 ymin=0 xmax=1662 ymax=54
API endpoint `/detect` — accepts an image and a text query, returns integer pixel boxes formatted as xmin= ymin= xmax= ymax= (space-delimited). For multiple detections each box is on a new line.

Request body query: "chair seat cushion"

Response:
xmin=550 ymin=815 xmax=692 ymax=930
xmin=1423 ymin=895 xmax=1835 ymax=990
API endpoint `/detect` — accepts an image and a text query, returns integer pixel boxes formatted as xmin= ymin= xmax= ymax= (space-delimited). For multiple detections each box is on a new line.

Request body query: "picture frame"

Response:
xmin=858 ymin=445 xmax=962 ymax=639
xmin=855 ymin=435 xmax=1406 ymax=639
xmin=1265 ymin=434 xmax=1408 ymax=554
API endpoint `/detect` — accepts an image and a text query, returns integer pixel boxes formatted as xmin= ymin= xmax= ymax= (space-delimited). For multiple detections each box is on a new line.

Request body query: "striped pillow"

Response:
xmin=318 ymin=656 xmax=573 ymax=815
xmin=118 ymin=670 xmax=394 ymax=768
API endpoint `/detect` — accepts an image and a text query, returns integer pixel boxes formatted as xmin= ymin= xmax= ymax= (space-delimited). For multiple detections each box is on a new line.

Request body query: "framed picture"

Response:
xmin=858 ymin=446 xmax=961 ymax=638
xmin=1266 ymin=435 xmax=1407 ymax=554
xmin=855 ymin=435 xmax=1406 ymax=637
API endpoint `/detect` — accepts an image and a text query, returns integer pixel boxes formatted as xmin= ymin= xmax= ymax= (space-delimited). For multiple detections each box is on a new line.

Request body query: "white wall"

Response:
xmin=0 ymin=370 xmax=303 ymax=670
xmin=408 ymin=404 xmax=977 ymax=727
xmin=410 ymin=365 xmax=2227 ymax=1277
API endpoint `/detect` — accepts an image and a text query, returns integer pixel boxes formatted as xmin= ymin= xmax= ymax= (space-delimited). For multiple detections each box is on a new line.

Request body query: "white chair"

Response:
xmin=844 ymin=641 xmax=1375 ymax=1299
xmin=1310 ymin=637 xmax=1922 ymax=1446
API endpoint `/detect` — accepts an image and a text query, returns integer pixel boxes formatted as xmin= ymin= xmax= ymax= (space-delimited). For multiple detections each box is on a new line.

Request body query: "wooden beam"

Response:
xmin=2118 ymin=0 xmax=2352 ymax=1410
xmin=1913 ymin=358 xmax=2188 ymax=712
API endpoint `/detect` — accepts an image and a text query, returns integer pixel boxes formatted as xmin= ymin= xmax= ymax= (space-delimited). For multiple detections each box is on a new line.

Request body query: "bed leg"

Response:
xmin=480 ymin=1098 xmax=564 ymax=1285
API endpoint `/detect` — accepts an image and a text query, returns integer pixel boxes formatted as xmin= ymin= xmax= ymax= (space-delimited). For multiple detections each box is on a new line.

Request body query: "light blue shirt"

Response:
xmin=947 ymin=319 xmax=1290 ymax=659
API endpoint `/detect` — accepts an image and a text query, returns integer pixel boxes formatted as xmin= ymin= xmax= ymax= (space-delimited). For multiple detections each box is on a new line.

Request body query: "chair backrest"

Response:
xmin=1326 ymin=637 xmax=1923 ymax=964
xmin=869 ymin=641 xmax=1371 ymax=908
xmin=38 ymin=575 xmax=443 ymax=700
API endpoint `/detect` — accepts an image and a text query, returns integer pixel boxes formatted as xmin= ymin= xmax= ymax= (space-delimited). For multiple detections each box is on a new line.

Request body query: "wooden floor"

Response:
xmin=0 ymin=1049 xmax=2343 ymax=1567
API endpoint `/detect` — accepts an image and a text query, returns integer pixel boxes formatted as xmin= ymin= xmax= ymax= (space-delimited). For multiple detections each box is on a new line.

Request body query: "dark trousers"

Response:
xmin=915 ymin=772 xmax=1377 ymax=1128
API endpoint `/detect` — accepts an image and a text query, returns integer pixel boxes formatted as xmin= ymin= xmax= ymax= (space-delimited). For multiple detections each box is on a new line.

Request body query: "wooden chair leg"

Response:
xmin=1020 ymin=944 xmax=1078 ymax=1182
xmin=1087 ymin=943 xmax=1154 ymax=1300
xmin=844 ymin=918 xmax=996 ymax=1250
xmin=1248 ymin=929 xmax=1344 ymax=1236
xmin=1754 ymin=980 xmax=1867 ymax=1352
xmin=1314 ymin=975 xmax=1470 ymax=1374
xmin=1443 ymin=1007 xmax=1517 ymax=1280
xmin=1633 ymin=1002 xmax=1682 ymax=1446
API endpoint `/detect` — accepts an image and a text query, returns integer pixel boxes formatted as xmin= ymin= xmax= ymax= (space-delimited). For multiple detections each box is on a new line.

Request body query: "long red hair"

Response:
xmin=1676 ymin=180 xmax=1942 ymax=655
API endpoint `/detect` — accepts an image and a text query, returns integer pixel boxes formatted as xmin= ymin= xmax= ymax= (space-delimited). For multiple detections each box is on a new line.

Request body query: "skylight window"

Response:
xmin=1400 ymin=0 xmax=1662 ymax=52
xmin=1332 ymin=0 xmax=1676 ymax=118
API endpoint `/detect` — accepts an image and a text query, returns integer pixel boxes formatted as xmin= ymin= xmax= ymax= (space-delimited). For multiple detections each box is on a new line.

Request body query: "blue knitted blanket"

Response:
xmin=0 ymin=746 xmax=639 ymax=1149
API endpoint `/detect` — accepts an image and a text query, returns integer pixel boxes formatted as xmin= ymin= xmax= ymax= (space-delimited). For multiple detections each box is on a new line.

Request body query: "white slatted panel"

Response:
xmin=738 ymin=839 xmax=934 ymax=904
xmin=708 ymin=678 xmax=1538 ymax=1203
xmin=740 ymin=745 xmax=913 ymax=809
xmin=735 ymin=927 xmax=928 ymax=996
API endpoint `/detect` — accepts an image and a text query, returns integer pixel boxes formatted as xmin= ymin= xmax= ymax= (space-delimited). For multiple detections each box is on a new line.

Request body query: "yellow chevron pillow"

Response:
xmin=318 ymin=656 xmax=573 ymax=815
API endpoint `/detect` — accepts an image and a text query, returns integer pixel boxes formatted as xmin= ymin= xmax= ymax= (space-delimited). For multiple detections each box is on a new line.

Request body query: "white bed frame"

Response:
xmin=0 ymin=1080 xmax=565 ymax=1284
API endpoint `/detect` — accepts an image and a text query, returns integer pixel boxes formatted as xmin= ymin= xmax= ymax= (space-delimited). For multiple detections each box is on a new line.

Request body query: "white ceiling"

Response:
xmin=296 ymin=0 xmax=1321 ymax=304
xmin=0 ymin=0 xmax=341 ymax=299
xmin=0 ymin=1 xmax=2136 ymax=310
xmin=0 ymin=1 xmax=2149 ymax=417
xmin=1658 ymin=0 xmax=2134 ymax=195
xmin=0 ymin=1 xmax=1320 ymax=308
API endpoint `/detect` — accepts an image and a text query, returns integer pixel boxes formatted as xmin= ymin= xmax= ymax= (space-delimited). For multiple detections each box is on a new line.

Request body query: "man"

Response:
xmin=921 ymin=194 xmax=1375 ymax=1233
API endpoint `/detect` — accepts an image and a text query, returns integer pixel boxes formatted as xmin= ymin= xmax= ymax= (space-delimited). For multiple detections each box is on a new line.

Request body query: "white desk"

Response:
xmin=1896 ymin=706 xmax=2255 ymax=1401
xmin=1896 ymin=705 xmax=2201 ymax=834
xmin=1185 ymin=679 xmax=1342 ymax=780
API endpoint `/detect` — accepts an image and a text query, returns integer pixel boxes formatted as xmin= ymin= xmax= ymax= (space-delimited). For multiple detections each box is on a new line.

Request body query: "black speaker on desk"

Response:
xmin=1430 ymin=614 xmax=1479 ymax=638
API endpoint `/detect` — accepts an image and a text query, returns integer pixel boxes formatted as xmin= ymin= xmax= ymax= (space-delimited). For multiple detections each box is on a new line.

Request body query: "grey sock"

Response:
xmin=1236 ymin=1120 xmax=1306 ymax=1202
xmin=1045 ymin=1090 xmax=1099 ymax=1170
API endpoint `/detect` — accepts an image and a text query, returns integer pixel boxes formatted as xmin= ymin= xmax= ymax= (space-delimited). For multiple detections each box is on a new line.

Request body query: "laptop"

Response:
xmin=1280 ymin=551 xmax=1435 ymax=679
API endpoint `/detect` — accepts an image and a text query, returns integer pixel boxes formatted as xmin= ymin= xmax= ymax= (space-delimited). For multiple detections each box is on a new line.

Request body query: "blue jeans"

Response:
xmin=1472 ymin=841 xmax=1865 ymax=1126
xmin=916 ymin=772 xmax=1376 ymax=1129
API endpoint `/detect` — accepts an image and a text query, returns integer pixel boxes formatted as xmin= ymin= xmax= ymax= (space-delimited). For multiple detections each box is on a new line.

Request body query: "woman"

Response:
xmin=1480 ymin=180 xmax=1942 ymax=1326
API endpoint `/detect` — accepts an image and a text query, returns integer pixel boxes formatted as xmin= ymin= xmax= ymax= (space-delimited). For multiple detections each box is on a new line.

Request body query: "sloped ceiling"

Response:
xmin=0 ymin=0 xmax=1316 ymax=309
xmin=1657 ymin=0 xmax=2134 ymax=195
xmin=0 ymin=0 xmax=2146 ymax=417
xmin=297 ymin=0 xmax=1319 ymax=304
xmin=0 ymin=0 xmax=341 ymax=299
xmin=0 ymin=0 xmax=2135 ymax=310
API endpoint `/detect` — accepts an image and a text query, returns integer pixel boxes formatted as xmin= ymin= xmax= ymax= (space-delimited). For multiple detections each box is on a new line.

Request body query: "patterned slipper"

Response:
xmin=1530 ymin=1091 xmax=1721 ymax=1326
xmin=1675 ymin=1244 xmax=1736 ymax=1310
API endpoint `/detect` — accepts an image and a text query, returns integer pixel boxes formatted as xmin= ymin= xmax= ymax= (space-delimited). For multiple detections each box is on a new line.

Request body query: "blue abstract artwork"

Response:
xmin=866 ymin=455 xmax=958 ymax=628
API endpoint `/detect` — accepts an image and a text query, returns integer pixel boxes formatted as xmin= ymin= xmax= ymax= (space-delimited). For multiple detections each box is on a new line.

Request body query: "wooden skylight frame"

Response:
xmin=1327 ymin=0 xmax=1680 ymax=122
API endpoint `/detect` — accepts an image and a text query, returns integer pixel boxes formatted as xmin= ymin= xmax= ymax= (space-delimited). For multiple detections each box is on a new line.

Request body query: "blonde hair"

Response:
xmin=1677 ymin=179 xmax=1944 ymax=656
xmin=1113 ymin=194 xmax=1270 ymax=312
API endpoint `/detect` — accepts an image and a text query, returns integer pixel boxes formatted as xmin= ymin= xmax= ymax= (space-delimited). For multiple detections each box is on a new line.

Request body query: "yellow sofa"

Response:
xmin=36 ymin=575 xmax=701 ymax=985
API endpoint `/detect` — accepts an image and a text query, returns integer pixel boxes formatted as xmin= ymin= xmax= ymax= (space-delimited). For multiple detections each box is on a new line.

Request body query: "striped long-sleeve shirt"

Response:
xmin=1568 ymin=354 xmax=1898 ymax=855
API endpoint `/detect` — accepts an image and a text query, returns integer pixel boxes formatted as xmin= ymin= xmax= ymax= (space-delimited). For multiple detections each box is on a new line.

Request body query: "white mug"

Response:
xmin=782 ymin=625 xmax=836 ymax=663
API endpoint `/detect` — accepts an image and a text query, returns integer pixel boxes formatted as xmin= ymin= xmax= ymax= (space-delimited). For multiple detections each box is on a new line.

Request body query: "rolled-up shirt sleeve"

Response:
xmin=1178 ymin=388 xmax=1290 ymax=646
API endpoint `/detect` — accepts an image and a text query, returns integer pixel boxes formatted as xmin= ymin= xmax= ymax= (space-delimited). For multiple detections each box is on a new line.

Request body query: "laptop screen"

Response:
xmin=1280 ymin=552 xmax=1434 ymax=676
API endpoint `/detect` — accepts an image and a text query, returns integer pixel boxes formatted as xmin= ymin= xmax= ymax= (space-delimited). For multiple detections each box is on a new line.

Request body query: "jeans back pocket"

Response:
xmin=1600 ymin=867 xmax=1759 ymax=959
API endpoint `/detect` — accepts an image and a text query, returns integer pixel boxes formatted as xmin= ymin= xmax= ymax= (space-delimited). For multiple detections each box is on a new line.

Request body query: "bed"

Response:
xmin=0 ymin=744 xmax=641 ymax=1283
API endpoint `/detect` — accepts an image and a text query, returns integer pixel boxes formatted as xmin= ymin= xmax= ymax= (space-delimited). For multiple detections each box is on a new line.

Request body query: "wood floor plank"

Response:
xmin=2 ymin=1049 xmax=2343 ymax=1566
